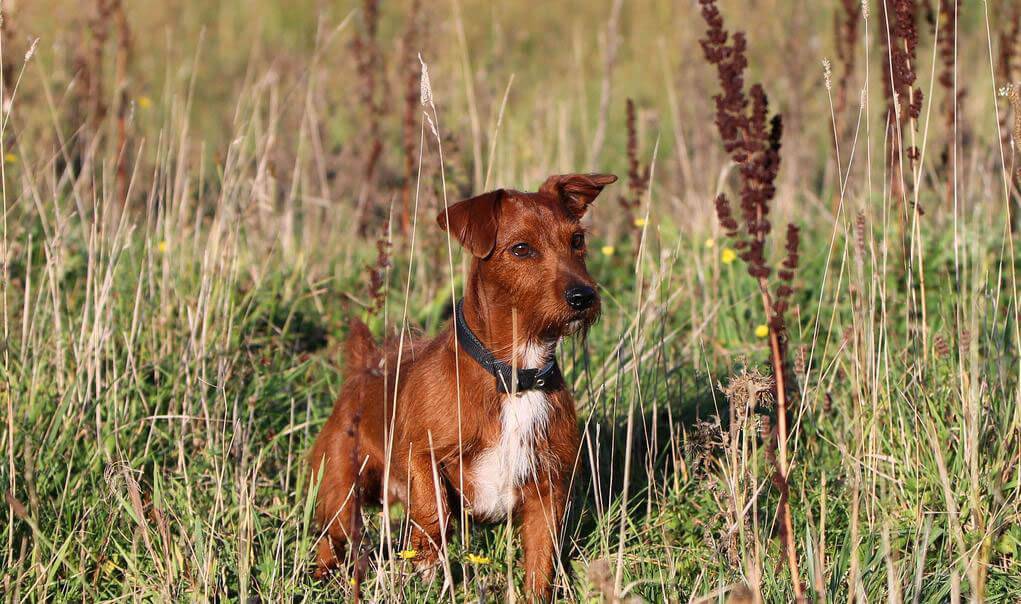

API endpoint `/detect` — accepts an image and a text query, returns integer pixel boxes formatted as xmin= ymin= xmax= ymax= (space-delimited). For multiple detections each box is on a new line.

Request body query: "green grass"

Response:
xmin=2 ymin=0 xmax=1021 ymax=601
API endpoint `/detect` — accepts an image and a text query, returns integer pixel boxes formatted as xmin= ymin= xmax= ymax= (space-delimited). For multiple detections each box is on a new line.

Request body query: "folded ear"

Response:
xmin=436 ymin=189 xmax=505 ymax=258
xmin=539 ymin=173 xmax=618 ymax=218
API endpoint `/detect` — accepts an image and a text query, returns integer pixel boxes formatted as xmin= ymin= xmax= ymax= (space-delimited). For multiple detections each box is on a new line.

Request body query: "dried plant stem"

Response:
xmin=113 ymin=0 xmax=132 ymax=206
xmin=938 ymin=0 xmax=961 ymax=211
xmin=621 ymin=98 xmax=651 ymax=251
xmin=878 ymin=0 xmax=923 ymax=271
xmin=998 ymin=5 xmax=1021 ymax=231
xmin=351 ymin=0 xmax=384 ymax=233
xmin=451 ymin=0 xmax=483 ymax=193
xmin=587 ymin=0 xmax=622 ymax=170
xmin=758 ymin=277 xmax=801 ymax=602
xmin=399 ymin=0 xmax=422 ymax=235
xmin=834 ymin=0 xmax=861 ymax=126
xmin=698 ymin=0 xmax=804 ymax=595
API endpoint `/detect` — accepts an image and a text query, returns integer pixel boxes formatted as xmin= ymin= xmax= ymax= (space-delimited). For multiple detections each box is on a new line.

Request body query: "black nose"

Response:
xmin=565 ymin=285 xmax=597 ymax=310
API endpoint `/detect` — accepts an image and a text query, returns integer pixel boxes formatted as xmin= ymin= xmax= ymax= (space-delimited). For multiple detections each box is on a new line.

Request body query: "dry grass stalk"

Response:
xmin=698 ymin=0 xmax=804 ymax=598
xmin=833 ymin=0 xmax=861 ymax=127
xmin=399 ymin=0 xmax=423 ymax=235
xmin=0 ymin=3 xmax=20 ymax=130
xmin=998 ymin=5 xmax=1021 ymax=231
xmin=998 ymin=6 xmax=1020 ymax=151
xmin=112 ymin=0 xmax=132 ymax=206
xmin=365 ymin=218 xmax=392 ymax=316
xmin=587 ymin=558 xmax=640 ymax=604
xmin=351 ymin=0 xmax=386 ymax=232
xmin=877 ymin=0 xmax=923 ymax=245
xmin=720 ymin=367 xmax=774 ymax=574
xmin=620 ymin=98 xmax=650 ymax=247
xmin=61 ymin=0 xmax=133 ymax=204
xmin=1009 ymin=85 xmax=1021 ymax=180
xmin=88 ymin=0 xmax=116 ymax=137
xmin=346 ymin=409 xmax=365 ymax=602
xmin=587 ymin=0 xmax=623 ymax=170
xmin=938 ymin=0 xmax=964 ymax=210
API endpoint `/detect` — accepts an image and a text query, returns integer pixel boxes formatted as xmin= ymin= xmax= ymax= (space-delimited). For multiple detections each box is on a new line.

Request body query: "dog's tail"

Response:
xmin=344 ymin=318 xmax=381 ymax=373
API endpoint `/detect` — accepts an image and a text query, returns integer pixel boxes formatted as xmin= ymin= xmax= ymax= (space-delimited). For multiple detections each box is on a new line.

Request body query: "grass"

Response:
xmin=2 ymin=0 xmax=1021 ymax=601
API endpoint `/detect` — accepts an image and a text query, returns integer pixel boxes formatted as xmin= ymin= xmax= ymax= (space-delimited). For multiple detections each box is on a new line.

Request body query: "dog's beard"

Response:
xmin=547 ymin=306 xmax=599 ymax=339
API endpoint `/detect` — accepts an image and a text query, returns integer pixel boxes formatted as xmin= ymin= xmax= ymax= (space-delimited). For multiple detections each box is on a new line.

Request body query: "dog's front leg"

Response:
xmin=518 ymin=474 xmax=568 ymax=602
xmin=406 ymin=448 xmax=449 ymax=575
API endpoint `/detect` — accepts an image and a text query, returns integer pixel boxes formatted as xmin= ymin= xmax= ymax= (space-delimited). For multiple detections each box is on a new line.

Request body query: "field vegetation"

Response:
xmin=2 ymin=0 xmax=1020 ymax=601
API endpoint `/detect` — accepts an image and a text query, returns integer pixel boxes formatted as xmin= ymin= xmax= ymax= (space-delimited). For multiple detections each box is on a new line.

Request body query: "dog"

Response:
xmin=309 ymin=172 xmax=617 ymax=600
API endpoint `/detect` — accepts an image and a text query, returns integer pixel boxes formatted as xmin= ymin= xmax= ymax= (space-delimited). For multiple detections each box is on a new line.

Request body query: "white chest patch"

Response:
xmin=469 ymin=344 xmax=552 ymax=520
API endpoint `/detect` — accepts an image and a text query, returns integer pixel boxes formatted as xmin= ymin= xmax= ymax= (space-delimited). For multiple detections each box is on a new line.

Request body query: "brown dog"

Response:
xmin=309 ymin=173 xmax=617 ymax=600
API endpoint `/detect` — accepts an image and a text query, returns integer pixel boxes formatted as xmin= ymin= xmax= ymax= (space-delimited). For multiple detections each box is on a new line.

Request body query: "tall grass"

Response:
xmin=1 ymin=0 xmax=1020 ymax=601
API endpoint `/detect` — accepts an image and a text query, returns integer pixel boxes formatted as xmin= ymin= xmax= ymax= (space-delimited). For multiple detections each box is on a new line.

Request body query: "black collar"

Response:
xmin=454 ymin=299 xmax=561 ymax=393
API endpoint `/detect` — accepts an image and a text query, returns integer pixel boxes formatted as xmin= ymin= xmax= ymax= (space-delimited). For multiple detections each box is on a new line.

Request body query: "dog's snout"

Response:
xmin=565 ymin=285 xmax=597 ymax=310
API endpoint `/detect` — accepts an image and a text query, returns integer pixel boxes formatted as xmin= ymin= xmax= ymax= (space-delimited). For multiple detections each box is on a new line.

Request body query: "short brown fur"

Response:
xmin=309 ymin=173 xmax=616 ymax=600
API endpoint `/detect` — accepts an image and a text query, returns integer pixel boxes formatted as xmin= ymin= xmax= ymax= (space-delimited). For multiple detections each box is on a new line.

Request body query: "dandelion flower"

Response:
xmin=466 ymin=553 xmax=491 ymax=565
xmin=601 ymin=245 xmax=615 ymax=257
xmin=398 ymin=549 xmax=418 ymax=560
xmin=721 ymin=248 xmax=737 ymax=264
xmin=4 ymin=152 xmax=16 ymax=164
xmin=633 ymin=217 xmax=647 ymax=228
xmin=755 ymin=324 xmax=769 ymax=339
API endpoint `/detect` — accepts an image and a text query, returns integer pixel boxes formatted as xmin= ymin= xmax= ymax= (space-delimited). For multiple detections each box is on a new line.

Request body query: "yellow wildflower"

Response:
xmin=466 ymin=553 xmax=491 ymax=565
xmin=157 ymin=240 xmax=168 ymax=254
xmin=721 ymin=248 xmax=737 ymax=264
xmin=4 ymin=152 xmax=16 ymax=164
xmin=633 ymin=217 xmax=647 ymax=228
xmin=601 ymin=245 xmax=615 ymax=257
xmin=398 ymin=549 xmax=418 ymax=560
xmin=102 ymin=559 xmax=118 ymax=575
xmin=138 ymin=96 xmax=153 ymax=109
xmin=704 ymin=238 xmax=715 ymax=249
xmin=755 ymin=324 xmax=769 ymax=339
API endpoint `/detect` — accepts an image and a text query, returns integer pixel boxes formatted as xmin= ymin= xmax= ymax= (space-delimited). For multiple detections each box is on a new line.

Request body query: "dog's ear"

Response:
xmin=436 ymin=189 xmax=505 ymax=258
xmin=540 ymin=173 xmax=618 ymax=218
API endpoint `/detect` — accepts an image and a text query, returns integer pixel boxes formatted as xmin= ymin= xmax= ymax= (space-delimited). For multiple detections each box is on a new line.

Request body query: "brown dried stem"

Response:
xmin=399 ymin=0 xmax=423 ymax=236
xmin=620 ymin=98 xmax=650 ymax=247
xmin=112 ymin=0 xmax=132 ymax=206
xmin=998 ymin=5 xmax=1021 ymax=231
xmin=698 ymin=0 xmax=804 ymax=598
xmin=877 ymin=0 xmax=923 ymax=256
xmin=938 ymin=0 xmax=963 ymax=210
xmin=834 ymin=0 xmax=862 ymax=128
xmin=365 ymin=218 xmax=392 ymax=316
xmin=351 ymin=0 xmax=385 ymax=233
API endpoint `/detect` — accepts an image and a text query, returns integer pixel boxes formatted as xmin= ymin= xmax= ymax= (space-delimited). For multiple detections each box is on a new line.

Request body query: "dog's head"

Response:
xmin=437 ymin=173 xmax=617 ymax=339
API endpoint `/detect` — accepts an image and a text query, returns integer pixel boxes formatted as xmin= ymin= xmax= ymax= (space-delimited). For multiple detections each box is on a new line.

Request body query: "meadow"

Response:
xmin=2 ymin=0 xmax=1020 ymax=601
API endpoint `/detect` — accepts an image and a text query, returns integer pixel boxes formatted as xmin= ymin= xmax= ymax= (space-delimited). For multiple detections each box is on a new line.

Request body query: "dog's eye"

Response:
xmin=571 ymin=233 xmax=585 ymax=250
xmin=510 ymin=243 xmax=534 ymax=258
